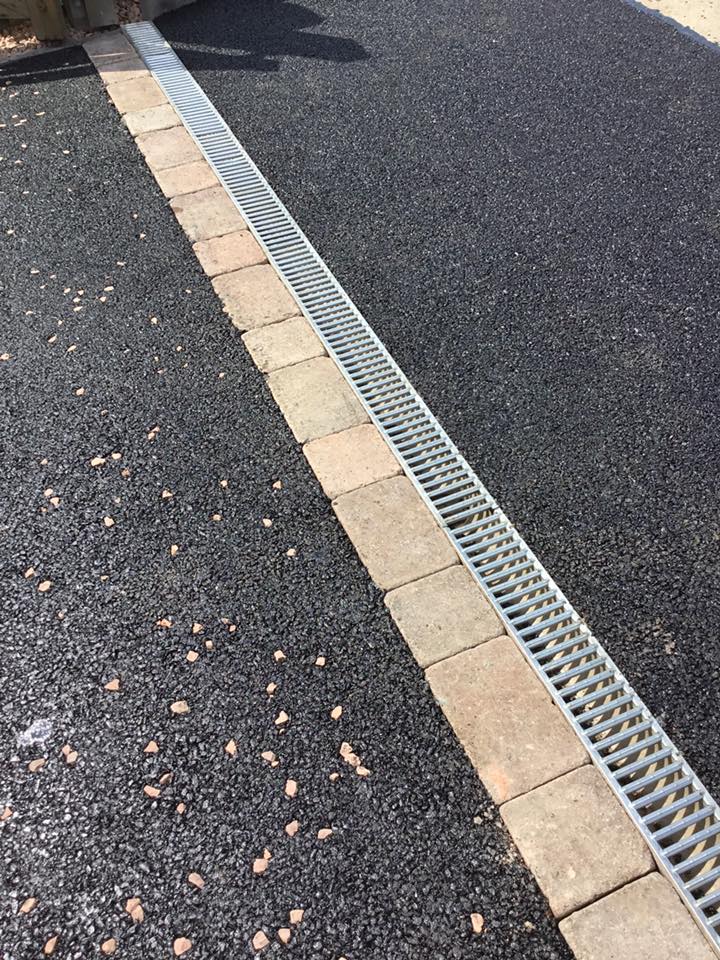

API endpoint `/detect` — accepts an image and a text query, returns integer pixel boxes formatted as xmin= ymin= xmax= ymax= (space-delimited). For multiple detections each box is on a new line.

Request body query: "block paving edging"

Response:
xmin=84 ymin=30 xmax=716 ymax=960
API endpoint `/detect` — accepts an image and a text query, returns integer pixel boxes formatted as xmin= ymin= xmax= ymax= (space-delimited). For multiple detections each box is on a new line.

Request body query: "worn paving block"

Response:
xmin=386 ymin=565 xmax=505 ymax=669
xmin=123 ymin=103 xmax=180 ymax=137
xmin=425 ymin=635 xmax=587 ymax=801
xmin=501 ymin=766 xmax=654 ymax=918
xmin=304 ymin=423 xmax=402 ymax=499
xmin=267 ymin=356 xmax=368 ymax=444
xmin=135 ymin=126 xmax=202 ymax=172
xmin=193 ymin=230 xmax=265 ymax=277
xmin=170 ymin=187 xmax=246 ymax=244
xmin=154 ymin=161 xmax=219 ymax=199
xmin=212 ymin=264 xmax=298 ymax=330
xmin=96 ymin=56 xmax=149 ymax=86
xmin=108 ymin=76 xmax=167 ymax=115
xmin=559 ymin=873 xmax=715 ymax=960
xmin=332 ymin=475 xmax=458 ymax=591
xmin=242 ymin=315 xmax=324 ymax=373
xmin=84 ymin=30 xmax=134 ymax=62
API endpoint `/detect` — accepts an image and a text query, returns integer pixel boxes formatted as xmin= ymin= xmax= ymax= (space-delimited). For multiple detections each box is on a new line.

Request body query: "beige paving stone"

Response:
xmin=193 ymin=230 xmax=265 ymax=277
xmin=154 ymin=161 xmax=219 ymax=199
xmin=170 ymin=187 xmax=246 ymax=243
xmin=212 ymin=264 xmax=298 ymax=330
xmin=124 ymin=104 xmax=181 ymax=137
xmin=108 ymin=76 xmax=167 ymax=115
xmin=135 ymin=126 xmax=202 ymax=172
xmin=332 ymin=475 xmax=458 ymax=591
xmin=84 ymin=31 xmax=134 ymax=63
xmin=386 ymin=566 xmax=505 ymax=668
xmin=501 ymin=766 xmax=654 ymax=918
xmin=559 ymin=873 xmax=715 ymax=960
xmin=242 ymin=316 xmax=324 ymax=373
xmin=96 ymin=57 xmax=149 ymax=86
xmin=267 ymin=356 xmax=368 ymax=443
xmin=303 ymin=423 xmax=402 ymax=499
xmin=426 ymin=635 xmax=587 ymax=801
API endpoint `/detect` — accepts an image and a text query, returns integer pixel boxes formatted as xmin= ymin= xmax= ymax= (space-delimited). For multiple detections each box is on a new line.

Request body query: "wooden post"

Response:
xmin=64 ymin=0 xmax=90 ymax=29
xmin=0 ymin=0 xmax=29 ymax=19
xmin=85 ymin=0 xmax=118 ymax=28
xmin=26 ymin=0 xmax=65 ymax=39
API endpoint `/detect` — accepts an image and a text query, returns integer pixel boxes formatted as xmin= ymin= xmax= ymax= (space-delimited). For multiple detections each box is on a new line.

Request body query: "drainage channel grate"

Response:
xmin=125 ymin=20 xmax=720 ymax=952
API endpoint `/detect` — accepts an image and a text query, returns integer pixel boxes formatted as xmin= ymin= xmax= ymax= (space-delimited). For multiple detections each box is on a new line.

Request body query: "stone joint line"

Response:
xmin=84 ymin=28 xmax=717 ymax=960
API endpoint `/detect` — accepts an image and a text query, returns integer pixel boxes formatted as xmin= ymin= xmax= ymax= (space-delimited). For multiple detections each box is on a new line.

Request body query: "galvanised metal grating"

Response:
xmin=125 ymin=21 xmax=720 ymax=952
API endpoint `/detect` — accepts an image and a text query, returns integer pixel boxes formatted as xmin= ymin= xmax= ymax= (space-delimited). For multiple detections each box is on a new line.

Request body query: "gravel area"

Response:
xmin=0 ymin=47 xmax=571 ymax=960
xmin=156 ymin=0 xmax=720 ymax=797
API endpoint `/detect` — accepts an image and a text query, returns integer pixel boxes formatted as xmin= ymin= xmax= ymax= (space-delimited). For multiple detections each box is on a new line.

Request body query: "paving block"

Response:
xmin=501 ymin=766 xmax=654 ymax=918
xmin=84 ymin=30 xmax=134 ymax=62
xmin=425 ymin=635 xmax=587 ymax=800
xmin=559 ymin=873 xmax=715 ymax=960
xmin=304 ymin=423 xmax=402 ymax=499
xmin=170 ymin=187 xmax=246 ymax=243
xmin=124 ymin=103 xmax=180 ymax=137
xmin=212 ymin=264 xmax=298 ymax=330
xmin=242 ymin=316 xmax=324 ymax=373
xmin=193 ymin=230 xmax=265 ymax=277
xmin=108 ymin=76 xmax=167 ymax=115
xmin=267 ymin=356 xmax=368 ymax=444
xmin=27 ymin=0 xmax=65 ymax=40
xmin=332 ymin=475 xmax=458 ymax=591
xmin=154 ymin=161 xmax=219 ymax=199
xmin=135 ymin=126 xmax=202 ymax=172
xmin=386 ymin=566 xmax=505 ymax=669
xmin=96 ymin=56 xmax=149 ymax=86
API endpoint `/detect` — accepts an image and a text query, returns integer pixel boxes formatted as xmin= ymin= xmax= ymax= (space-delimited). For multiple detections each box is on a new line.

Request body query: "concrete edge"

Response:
xmin=86 ymin=32 xmax=718 ymax=960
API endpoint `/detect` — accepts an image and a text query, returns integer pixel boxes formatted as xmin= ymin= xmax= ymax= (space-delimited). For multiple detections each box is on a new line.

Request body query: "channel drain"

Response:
xmin=124 ymin=21 xmax=720 ymax=952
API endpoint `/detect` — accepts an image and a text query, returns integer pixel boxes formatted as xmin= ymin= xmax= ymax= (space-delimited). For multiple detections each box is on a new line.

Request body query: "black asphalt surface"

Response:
xmin=158 ymin=0 xmax=720 ymax=797
xmin=0 ymin=47 xmax=571 ymax=960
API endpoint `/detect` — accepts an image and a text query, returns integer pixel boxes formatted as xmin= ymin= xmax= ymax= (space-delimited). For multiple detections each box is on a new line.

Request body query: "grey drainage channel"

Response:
xmin=125 ymin=20 xmax=720 ymax=952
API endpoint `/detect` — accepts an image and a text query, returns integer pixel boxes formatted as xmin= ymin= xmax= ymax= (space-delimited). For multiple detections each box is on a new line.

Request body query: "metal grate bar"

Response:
xmin=123 ymin=22 xmax=720 ymax=954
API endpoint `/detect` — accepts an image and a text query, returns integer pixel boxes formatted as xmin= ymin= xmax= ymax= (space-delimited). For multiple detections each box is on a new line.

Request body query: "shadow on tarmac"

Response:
xmin=158 ymin=0 xmax=370 ymax=73
xmin=0 ymin=47 xmax=96 ymax=86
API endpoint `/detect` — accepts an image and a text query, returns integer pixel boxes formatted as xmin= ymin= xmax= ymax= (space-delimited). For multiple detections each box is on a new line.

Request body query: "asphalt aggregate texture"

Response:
xmin=0 ymin=47 xmax=572 ymax=960
xmin=157 ymin=0 xmax=720 ymax=797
